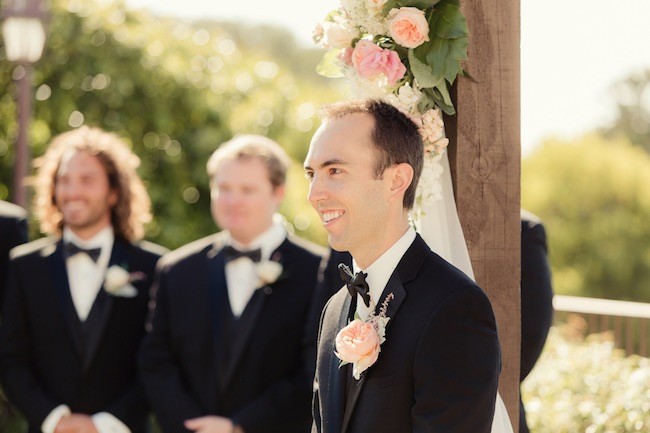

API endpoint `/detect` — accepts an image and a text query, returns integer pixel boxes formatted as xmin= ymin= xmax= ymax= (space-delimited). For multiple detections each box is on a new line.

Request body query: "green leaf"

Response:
xmin=421 ymin=38 xmax=450 ymax=82
xmin=397 ymin=0 xmax=441 ymax=9
xmin=382 ymin=0 xmax=400 ymax=16
xmin=433 ymin=2 xmax=469 ymax=39
xmin=316 ymin=50 xmax=345 ymax=78
xmin=408 ymin=49 xmax=444 ymax=88
xmin=435 ymin=80 xmax=454 ymax=108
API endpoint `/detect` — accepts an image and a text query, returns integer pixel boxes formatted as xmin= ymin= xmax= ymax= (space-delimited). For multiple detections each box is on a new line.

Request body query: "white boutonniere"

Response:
xmin=104 ymin=265 xmax=144 ymax=298
xmin=256 ymin=260 xmax=283 ymax=286
xmin=335 ymin=292 xmax=394 ymax=379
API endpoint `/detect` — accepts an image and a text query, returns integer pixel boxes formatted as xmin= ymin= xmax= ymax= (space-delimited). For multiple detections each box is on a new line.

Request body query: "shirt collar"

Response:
xmin=63 ymin=225 xmax=114 ymax=251
xmin=227 ymin=216 xmax=287 ymax=261
xmin=353 ymin=226 xmax=416 ymax=306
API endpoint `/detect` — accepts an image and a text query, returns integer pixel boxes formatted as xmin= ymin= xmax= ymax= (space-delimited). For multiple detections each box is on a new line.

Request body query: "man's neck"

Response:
xmin=66 ymin=222 xmax=112 ymax=241
xmin=353 ymin=220 xmax=411 ymax=270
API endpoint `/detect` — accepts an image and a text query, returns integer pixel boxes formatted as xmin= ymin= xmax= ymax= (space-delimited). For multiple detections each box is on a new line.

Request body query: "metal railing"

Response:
xmin=553 ymin=295 xmax=650 ymax=357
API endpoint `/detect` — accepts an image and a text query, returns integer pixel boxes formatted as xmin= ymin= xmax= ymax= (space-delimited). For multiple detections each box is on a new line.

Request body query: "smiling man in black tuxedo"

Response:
xmin=304 ymin=99 xmax=501 ymax=433
xmin=139 ymin=135 xmax=326 ymax=433
xmin=0 ymin=127 xmax=166 ymax=433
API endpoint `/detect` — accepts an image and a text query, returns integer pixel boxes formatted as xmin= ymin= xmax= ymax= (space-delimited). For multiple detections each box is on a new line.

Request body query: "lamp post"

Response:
xmin=1 ymin=0 xmax=47 ymax=208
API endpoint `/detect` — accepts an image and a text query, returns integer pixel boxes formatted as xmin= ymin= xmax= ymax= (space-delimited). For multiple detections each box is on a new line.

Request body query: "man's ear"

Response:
xmin=273 ymin=184 xmax=286 ymax=203
xmin=388 ymin=163 xmax=413 ymax=202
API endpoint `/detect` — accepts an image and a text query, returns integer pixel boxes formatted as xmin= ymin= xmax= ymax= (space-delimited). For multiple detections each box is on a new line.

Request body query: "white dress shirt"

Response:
xmin=42 ymin=227 xmax=130 ymax=433
xmin=353 ymin=227 xmax=417 ymax=320
xmin=224 ymin=219 xmax=287 ymax=317
xmin=63 ymin=226 xmax=113 ymax=321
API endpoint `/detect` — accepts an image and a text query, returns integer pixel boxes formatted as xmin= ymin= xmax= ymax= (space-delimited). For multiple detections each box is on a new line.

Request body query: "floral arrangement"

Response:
xmin=335 ymin=292 xmax=394 ymax=379
xmin=256 ymin=260 xmax=283 ymax=285
xmin=314 ymin=0 xmax=469 ymax=210
xmin=104 ymin=265 xmax=143 ymax=298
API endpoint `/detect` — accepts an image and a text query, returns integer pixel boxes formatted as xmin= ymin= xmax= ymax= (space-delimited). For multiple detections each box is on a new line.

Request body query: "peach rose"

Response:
xmin=388 ymin=7 xmax=430 ymax=49
xmin=351 ymin=40 xmax=406 ymax=86
xmin=335 ymin=319 xmax=381 ymax=378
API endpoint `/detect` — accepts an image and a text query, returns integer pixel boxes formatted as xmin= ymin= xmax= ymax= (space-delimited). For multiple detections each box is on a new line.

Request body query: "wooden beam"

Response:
xmin=446 ymin=1 xmax=521 ymax=429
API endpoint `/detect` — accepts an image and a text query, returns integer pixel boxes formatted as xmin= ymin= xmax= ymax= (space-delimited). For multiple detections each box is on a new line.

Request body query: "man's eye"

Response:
xmin=304 ymin=171 xmax=314 ymax=181
xmin=329 ymin=168 xmax=341 ymax=175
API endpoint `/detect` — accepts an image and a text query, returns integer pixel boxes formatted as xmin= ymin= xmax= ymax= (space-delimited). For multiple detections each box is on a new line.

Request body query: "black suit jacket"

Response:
xmin=139 ymin=232 xmax=326 ymax=433
xmin=519 ymin=210 xmax=553 ymax=433
xmin=312 ymin=234 xmax=501 ymax=433
xmin=0 ymin=236 xmax=166 ymax=433
xmin=0 ymin=200 xmax=28 ymax=311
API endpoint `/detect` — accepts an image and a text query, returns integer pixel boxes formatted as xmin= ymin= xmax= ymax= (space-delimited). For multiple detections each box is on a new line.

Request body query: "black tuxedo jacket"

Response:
xmin=139 ymin=232 xmax=326 ymax=433
xmin=0 ymin=200 xmax=28 ymax=311
xmin=0 ymin=236 xmax=166 ymax=433
xmin=312 ymin=234 xmax=501 ymax=433
xmin=519 ymin=211 xmax=553 ymax=433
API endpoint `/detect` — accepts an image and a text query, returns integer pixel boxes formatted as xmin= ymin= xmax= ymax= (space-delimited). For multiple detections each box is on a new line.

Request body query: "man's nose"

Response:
xmin=307 ymin=175 xmax=328 ymax=206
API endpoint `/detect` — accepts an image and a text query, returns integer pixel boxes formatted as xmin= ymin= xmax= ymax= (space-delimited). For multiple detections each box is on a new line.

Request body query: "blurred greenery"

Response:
xmin=603 ymin=68 xmax=650 ymax=154
xmin=0 ymin=0 xmax=345 ymax=429
xmin=522 ymin=320 xmax=650 ymax=432
xmin=0 ymin=0 xmax=343 ymax=249
xmin=522 ymin=134 xmax=650 ymax=302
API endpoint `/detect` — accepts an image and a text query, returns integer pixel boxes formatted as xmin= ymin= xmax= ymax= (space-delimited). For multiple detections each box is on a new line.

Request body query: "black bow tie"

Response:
xmin=339 ymin=263 xmax=371 ymax=308
xmin=224 ymin=245 xmax=262 ymax=263
xmin=65 ymin=242 xmax=102 ymax=263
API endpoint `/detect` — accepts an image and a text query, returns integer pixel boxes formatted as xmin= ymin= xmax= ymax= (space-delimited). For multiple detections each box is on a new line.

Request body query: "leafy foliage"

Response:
xmin=0 ymin=0 xmax=339 ymax=249
xmin=522 ymin=134 xmax=650 ymax=302
xmin=522 ymin=322 xmax=650 ymax=432
xmin=603 ymin=68 xmax=650 ymax=154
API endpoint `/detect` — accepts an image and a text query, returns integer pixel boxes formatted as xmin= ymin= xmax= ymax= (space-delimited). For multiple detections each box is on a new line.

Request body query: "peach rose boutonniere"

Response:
xmin=335 ymin=292 xmax=394 ymax=379
xmin=104 ymin=265 xmax=144 ymax=298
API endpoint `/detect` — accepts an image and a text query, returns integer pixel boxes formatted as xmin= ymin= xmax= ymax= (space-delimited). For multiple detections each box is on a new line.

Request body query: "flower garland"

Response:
xmin=314 ymin=0 xmax=469 ymax=215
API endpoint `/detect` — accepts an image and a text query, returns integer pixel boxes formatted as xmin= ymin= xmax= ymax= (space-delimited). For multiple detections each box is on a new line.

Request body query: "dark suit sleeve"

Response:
xmin=0 ymin=258 xmax=61 ymax=427
xmin=411 ymin=288 xmax=501 ymax=433
xmin=0 ymin=214 xmax=28 ymax=310
xmin=520 ymin=220 xmax=553 ymax=381
xmin=138 ymin=264 xmax=205 ymax=433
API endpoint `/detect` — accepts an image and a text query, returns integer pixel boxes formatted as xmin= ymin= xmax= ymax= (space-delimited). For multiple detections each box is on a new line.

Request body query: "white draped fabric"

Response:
xmin=413 ymin=152 xmax=514 ymax=433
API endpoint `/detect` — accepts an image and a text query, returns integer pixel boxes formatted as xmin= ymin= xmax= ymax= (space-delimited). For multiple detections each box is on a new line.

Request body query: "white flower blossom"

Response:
xmin=256 ymin=260 xmax=283 ymax=285
xmin=104 ymin=265 xmax=138 ymax=298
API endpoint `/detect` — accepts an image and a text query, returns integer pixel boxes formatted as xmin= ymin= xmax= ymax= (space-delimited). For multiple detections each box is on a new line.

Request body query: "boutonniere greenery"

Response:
xmin=104 ymin=265 xmax=144 ymax=298
xmin=335 ymin=292 xmax=395 ymax=379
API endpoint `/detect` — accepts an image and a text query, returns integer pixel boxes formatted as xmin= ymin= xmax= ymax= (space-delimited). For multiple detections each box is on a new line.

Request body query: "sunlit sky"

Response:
xmin=125 ymin=0 xmax=650 ymax=156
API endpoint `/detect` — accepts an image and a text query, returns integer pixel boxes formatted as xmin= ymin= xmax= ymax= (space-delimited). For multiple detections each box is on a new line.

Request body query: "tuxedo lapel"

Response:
xmin=49 ymin=240 xmax=84 ymax=360
xmin=221 ymin=288 xmax=266 ymax=390
xmin=81 ymin=240 xmax=129 ymax=370
xmin=340 ymin=272 xmax=407 ymax=433
xmin=324 ymin=292 xmax=352 ymax=433
xmin=221 ymin=241 xmax=289 ymax=391
xmin=207 ymin=244 xmax=229 ymax=399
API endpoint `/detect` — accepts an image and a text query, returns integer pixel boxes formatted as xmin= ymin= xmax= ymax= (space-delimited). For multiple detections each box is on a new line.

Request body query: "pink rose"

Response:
xmin=351 ymin=40 xmax=406 ymax=86
xmin=335 ymin=319 xmax=381 ymax=378
xmin=339 ymin=47 xmax=354 ymax=66
xmin=388 ymin=7 xmax=430 ymax=49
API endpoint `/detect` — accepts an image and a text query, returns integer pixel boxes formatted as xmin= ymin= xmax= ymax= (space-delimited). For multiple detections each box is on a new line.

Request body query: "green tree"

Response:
xmin=0 ymin=0 xmax=339 ymax=249
xmin=522 ymin=134 xmax=650 ymax=302
xmin=603 ymin=68 xmax=650 ymax=153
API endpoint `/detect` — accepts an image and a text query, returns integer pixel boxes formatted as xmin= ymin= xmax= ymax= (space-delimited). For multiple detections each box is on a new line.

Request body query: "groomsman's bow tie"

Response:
xmin=339 ymin=263 xmax=371 ymax=308
xmin=224 ymin=245 xmax=262 ymax=263
xmin=65 ymin=242 xmax=102 ymax=263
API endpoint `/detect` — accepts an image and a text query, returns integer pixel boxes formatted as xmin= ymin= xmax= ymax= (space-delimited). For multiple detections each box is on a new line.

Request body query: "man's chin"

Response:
xmin=327 ymin=236 xmax=348 ymax=253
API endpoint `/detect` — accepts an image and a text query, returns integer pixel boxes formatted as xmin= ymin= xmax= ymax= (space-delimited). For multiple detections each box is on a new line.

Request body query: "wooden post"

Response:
xmin=446 ymin=0 xmax=521 ymax=429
